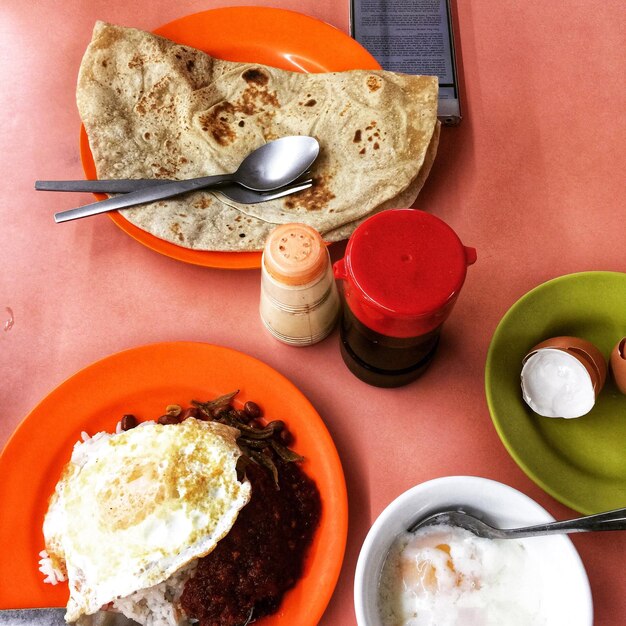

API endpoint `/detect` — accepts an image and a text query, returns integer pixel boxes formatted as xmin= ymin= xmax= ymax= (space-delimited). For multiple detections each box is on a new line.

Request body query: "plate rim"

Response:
xmin=485 ymin=270 xmax=626 ymax=514
xmin=79 ymin=6 xmax=381 ymax=269
xmin=0 ymin=341 xmax=348 ymax=625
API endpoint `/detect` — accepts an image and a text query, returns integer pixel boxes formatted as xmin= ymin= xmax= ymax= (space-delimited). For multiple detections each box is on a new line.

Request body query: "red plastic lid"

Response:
xmin=334 ymin=209 xmax=476 ymax=337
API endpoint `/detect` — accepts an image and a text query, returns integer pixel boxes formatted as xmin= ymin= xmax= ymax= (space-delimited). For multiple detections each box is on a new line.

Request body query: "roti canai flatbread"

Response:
xmin=324 ymin=120 xmax=440 ymax=242
xmin=77 ymin=22 xmax=439 ymax=251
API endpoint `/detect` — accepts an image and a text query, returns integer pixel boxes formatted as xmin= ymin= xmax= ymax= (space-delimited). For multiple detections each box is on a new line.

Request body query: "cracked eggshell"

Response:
xmin=609 ymin=338 xmax=626 ymax=394
xmin=521 ymin=336 xmax=607 ymax=418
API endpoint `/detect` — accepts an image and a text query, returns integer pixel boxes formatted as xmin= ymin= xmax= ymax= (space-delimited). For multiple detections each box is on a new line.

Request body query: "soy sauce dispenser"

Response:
xmin=333 ymin=209 xmax=477 ymax=387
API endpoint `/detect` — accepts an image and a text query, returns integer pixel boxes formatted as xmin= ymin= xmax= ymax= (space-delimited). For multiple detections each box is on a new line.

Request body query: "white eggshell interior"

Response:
xmin=521 ymin=348 xmax=595 ymax=418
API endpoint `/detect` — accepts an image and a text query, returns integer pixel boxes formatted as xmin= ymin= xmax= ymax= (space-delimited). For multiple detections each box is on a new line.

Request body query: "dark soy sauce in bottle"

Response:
xmin=334 ymin=209 xmax=476 ymax=388
xmin=339 ymin=304 xmax=441 ymax=388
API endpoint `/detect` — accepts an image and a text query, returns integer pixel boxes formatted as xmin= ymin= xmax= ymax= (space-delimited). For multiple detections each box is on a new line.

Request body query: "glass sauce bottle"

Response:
xmin=260 ymin=223 xmax=339 ymax=346
xmin=333 ymin=209 xmax=477 ymax=387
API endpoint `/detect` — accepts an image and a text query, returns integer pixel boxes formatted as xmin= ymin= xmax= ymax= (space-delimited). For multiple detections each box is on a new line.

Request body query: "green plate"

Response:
xmin=485 ymin=271 xmax=626 ymax=514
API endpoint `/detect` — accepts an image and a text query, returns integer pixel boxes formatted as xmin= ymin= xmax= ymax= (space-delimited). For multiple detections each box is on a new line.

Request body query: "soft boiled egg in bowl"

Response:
xmin=354 ymin=476 xmax=593 ymax=626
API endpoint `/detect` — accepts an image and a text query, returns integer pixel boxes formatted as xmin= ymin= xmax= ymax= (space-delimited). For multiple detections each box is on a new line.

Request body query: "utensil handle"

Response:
xmin=38 ymin=170 xmax=312 ymax=196
xmin=53 ymin=174 xmax=231 ymax=223
xmin=0 ymin=607 xmax=66 ymax=625
xmin=36 ymin=179 xmax=174 ymax=193
xmin=508 ymin=506 xmax=626 ymax=538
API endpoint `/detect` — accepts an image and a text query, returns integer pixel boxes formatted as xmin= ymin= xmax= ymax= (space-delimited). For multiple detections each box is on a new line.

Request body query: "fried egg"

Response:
xmin=43 ymin=418 xmax=251 ymax=623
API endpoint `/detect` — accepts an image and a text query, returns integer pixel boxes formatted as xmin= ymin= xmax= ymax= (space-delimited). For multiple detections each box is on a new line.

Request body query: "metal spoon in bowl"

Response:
xmin=408 ymin=506 xmax=626 ymax=539
xmin=52 ymin=135 xmax=319 ymax=223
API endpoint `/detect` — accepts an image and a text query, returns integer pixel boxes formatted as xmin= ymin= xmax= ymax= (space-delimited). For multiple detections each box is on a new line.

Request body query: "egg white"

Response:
xmin=43 ymin=418 xmax=251 ymax=622
xmin=378 ymin=525 xmax=544 ymax=626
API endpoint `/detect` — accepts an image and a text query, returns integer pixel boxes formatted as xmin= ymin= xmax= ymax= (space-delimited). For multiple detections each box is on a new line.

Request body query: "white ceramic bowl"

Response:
xmin=354 ymin=476 xmax=593 ymax=626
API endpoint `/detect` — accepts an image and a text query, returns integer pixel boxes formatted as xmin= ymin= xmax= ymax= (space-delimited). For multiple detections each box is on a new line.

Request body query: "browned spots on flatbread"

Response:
xmin=242 ymin=68 xmax=270 ymax=86
xmin=128 ymin=54 xmax=143 ymax=69
xmin=150 ymin=163 xmax=174 ymax=177
xmin=199 ymin=74 xmax=279 ymax=145
xmin=173 ymin=47 xmax=199 ymax=78
xmin=192 ymin=197 xmax=213 ymax=209
xmin=135 ymin=76 xmax=173 ymax=115
xmin=355 ymin=120 xmax=384 ymax=156
xmin=170 ymin=222 xmax=185 ymax=243
xmin=199 ymin=102 xmax=236 ymax=146
xmin=367 ymin=76 xmax=382 ymax=92
xmin=340 ymin=102 xmax=352 ymax=116
xmin=304 ymin=99 xmax=316 ymax=107
xmin=240 ymin=84 xmax=279 ymax=114
xmin=282 ymin=175 xmax=335 ymax=211
xmin=261 ymin=119 xmax=279 ymax=141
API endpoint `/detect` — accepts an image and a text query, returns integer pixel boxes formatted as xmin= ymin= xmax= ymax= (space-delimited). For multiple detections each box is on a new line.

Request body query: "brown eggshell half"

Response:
xmin=524 ymin=336 xmax=607 ymax=397
xmin=609 ymin=337 xmax=626 ymax=394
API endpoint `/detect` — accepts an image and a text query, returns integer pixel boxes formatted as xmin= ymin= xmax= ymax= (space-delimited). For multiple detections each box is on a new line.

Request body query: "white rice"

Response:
xmin=38 ymin=549 xmax=66 ymax=585
xmin=110 ymin=561 xmax=197 ymax=626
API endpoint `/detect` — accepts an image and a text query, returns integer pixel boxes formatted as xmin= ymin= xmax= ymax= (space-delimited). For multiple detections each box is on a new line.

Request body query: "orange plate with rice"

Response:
xmin=0 ymin=342 xmax=348 ymax=625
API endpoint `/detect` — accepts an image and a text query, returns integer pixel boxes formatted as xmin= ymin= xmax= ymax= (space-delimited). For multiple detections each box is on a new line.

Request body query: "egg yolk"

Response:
xmin=401 ymin=543 xmax=479 ymax=593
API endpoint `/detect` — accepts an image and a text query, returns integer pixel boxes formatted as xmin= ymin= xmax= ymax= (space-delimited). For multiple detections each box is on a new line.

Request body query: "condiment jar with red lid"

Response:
xmin=333 ymin=208 xmax=477 ymax=387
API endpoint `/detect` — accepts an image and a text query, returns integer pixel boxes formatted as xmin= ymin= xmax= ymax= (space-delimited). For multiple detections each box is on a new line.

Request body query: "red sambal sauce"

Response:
xmin=181 ymin=460 xmax=321 ymax=626
xmin=175 ymin=395 xmax=322 ymax=626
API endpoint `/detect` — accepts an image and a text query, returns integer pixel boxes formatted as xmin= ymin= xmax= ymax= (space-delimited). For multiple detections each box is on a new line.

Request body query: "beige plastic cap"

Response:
xmin=263 ymin=223 xmax=326 ymax=285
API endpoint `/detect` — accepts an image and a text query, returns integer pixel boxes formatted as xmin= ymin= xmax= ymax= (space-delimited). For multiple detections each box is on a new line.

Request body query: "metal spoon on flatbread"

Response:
xmin=37 ymin=173 xmax=313 ymax=205
xmin=53 ymin=136 xmax=319 ymax=223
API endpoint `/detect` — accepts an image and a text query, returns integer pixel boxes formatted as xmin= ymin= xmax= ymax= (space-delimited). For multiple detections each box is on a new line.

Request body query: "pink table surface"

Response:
xmin=1 ymin=0 xmax=625 ymax=624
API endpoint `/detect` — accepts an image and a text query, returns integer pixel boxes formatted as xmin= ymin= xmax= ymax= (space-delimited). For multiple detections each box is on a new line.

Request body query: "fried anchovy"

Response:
xmin=249 ymin=449 xmax=279 ymax=486
xmin=192 ymin=390 xmax=240 ymax=417
xmin=193 ymin=391 xmax=303 ymax=487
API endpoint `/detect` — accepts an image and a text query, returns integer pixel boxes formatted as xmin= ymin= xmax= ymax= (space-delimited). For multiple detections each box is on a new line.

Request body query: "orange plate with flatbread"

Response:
xmin=0 ymin=342 xmax=348 ymax=625
xmin=79 ymin=7 xmax=380 ymax=269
